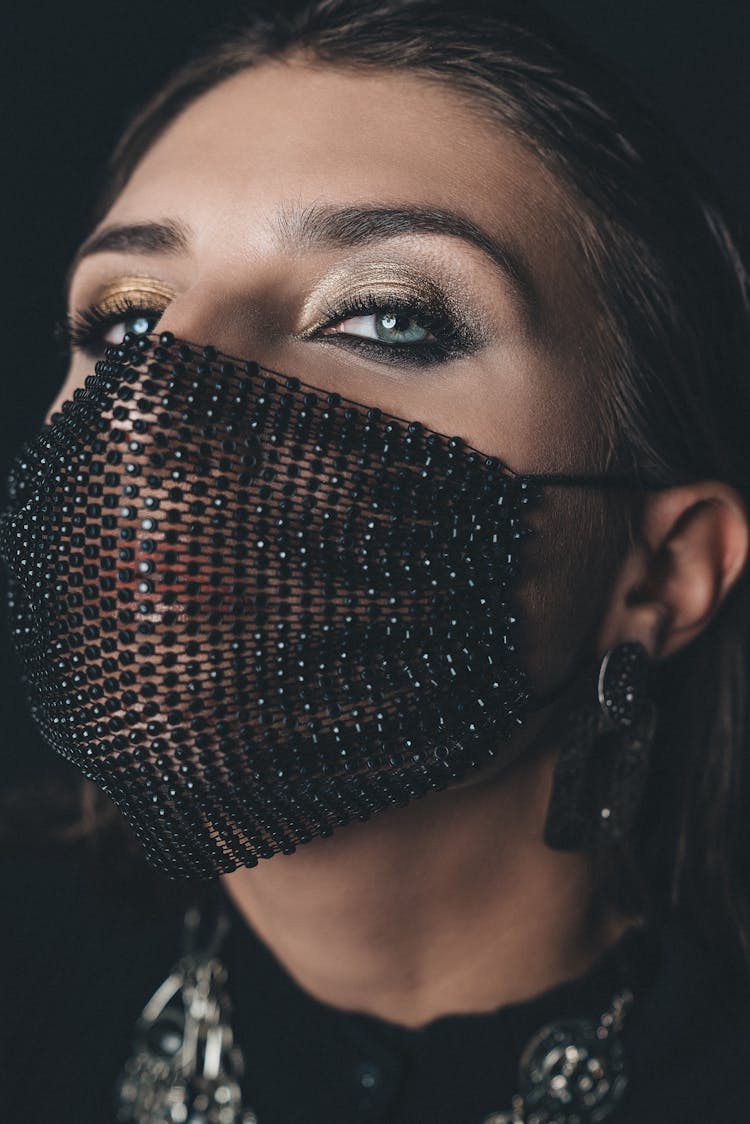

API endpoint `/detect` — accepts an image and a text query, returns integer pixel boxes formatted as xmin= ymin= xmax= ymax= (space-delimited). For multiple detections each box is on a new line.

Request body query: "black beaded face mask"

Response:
xmin=0 ymin=332 xmax=632 ymax=878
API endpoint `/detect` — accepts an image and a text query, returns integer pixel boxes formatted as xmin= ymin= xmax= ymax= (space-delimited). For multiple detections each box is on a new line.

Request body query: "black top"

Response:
xmin=2 ymin=847 xmax=749 ymax=1124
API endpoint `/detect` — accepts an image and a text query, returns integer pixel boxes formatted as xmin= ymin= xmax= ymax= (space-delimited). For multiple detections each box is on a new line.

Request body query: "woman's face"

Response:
xmin=59 ymin=60 xmax=617 ymax=693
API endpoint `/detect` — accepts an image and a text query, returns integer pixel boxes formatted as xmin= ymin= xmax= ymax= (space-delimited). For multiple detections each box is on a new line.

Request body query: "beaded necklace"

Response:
xmin=114 ymin=905 xmax=633 ymax=1124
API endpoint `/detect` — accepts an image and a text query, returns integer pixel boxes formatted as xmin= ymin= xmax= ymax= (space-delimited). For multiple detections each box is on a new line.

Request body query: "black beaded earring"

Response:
xmin=544 ymin=642 xmax=657 ymax=851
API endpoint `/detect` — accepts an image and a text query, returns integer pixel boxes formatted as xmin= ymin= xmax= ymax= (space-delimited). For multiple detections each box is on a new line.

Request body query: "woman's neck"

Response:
xmin=221 ymin=741 xmax=633 ymax=1029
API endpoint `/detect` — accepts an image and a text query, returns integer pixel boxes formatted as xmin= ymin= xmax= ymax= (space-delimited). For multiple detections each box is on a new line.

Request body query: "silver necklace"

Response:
xmin=481 ymin=989 xmax=632 ymax=1124
xmin=114 ymin=907 xmax=632 ymax=1124
xmin=115 ymin=907 xmax=258 ymax=1124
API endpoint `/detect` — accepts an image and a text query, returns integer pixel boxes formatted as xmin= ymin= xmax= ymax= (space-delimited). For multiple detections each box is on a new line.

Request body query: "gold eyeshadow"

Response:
xmin=84 ymin=275 xmax=176 ymax=314
xmin=299 ymin=261 xmax=484 ymax=342
xmin=67 ymin=261 xmax=487 ymax=367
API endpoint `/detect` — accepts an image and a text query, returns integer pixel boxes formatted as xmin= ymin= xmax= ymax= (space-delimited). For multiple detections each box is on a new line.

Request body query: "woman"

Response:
xmin=2 ymin=1 xmax=749 ymax=1121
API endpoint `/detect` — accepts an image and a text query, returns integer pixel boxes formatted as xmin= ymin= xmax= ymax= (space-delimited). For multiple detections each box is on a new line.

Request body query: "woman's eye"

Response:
xmin=325 ymin=310 xmax=433 ymax=345
xmin=63 ymin=300 xmax=167 ymax=358
xmin=102 ymin=312 xmax=162 ymax=345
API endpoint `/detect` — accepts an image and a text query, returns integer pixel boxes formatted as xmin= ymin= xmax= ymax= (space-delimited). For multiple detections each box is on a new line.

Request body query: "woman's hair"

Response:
xmin=28 ymin=0 xmax=750 ymax=957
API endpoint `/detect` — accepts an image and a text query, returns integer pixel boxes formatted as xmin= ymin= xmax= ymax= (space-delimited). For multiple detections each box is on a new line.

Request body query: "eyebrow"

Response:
xmin=68 ymin=203 xmax=539 ymax=324
xmin=276 ymin=202 xmax=539 ymax=322
xmin=66 ymin=219 xmax=190 ymax=297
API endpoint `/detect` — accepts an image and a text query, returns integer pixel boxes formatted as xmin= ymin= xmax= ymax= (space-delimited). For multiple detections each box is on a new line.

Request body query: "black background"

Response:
xmin=2 ymin=0 xmax=749 ymax=787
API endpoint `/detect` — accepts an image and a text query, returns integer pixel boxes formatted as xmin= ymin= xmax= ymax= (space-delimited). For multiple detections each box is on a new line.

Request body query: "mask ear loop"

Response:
xmin=110 ymin=331 xmax=694 ymax=492
xmin=516 ymin=469 xmax=685 ymax=491
xmin=101 ymin=329 xmax=673 ymax=724
xmin=88 ymin=340 xmax=674 ymax=715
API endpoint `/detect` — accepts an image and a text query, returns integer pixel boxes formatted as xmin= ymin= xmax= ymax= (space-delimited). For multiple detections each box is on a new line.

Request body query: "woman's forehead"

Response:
xmin=105 ymin=60 xmax=570 ymax=256
xmin=68 ymin=61 xmax=599 ymax=449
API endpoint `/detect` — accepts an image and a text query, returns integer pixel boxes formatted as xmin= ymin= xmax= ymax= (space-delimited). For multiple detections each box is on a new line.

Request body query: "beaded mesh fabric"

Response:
xmin=1 ymin=331 xmax=553 ymax=878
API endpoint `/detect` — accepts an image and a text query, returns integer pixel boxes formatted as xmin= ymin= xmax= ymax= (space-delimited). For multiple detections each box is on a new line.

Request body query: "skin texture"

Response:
xmin=59 ymin=59 xmax=748 ymax=1027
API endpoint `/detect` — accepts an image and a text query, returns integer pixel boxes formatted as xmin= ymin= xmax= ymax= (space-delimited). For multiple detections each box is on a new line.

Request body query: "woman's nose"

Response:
xmin=150 ymin=287 xmax=256 ymax=359
xmin=147 ymin=265 xmax=301 ymax=368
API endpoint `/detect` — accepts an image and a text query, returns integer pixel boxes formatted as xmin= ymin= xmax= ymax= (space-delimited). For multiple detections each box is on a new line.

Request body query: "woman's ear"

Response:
xmin=597 ymin=482 xmax=749 ymax=660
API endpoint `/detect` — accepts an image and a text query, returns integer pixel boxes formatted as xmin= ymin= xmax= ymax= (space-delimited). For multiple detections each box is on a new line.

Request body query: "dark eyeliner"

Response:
xmin=63 ymin=287 xmax=478 ymax=366
xmin=310 ymin=289 xmax=477 ymax=366
xmin=63 ymin=297 xmax=165 ymax=357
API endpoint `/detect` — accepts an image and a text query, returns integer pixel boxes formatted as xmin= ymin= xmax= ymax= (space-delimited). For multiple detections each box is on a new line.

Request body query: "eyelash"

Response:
xmin=60 ymin=297 xmax=164 ymax=357
xmin=60 ymin=290 xmax=471 ymax=367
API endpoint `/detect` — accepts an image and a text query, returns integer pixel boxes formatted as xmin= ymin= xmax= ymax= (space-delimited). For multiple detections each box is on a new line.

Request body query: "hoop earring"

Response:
xmin=543 ymin=642 xmax=657 ymax=852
